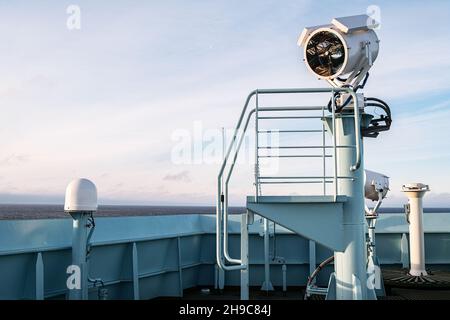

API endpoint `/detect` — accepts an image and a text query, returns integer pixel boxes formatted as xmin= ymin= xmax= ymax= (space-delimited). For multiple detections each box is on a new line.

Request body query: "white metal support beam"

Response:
xmin=240 ymin=213 xmax=250 ymax=300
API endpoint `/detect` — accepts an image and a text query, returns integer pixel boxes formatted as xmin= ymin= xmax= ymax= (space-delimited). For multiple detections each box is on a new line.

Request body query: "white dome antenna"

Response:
xmin=64 ymin=178 xmax=98 ymax=213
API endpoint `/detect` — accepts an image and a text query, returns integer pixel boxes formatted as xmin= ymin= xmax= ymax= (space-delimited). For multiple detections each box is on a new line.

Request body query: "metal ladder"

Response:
xmin=216 ymin=87 xmax=362 ymax=296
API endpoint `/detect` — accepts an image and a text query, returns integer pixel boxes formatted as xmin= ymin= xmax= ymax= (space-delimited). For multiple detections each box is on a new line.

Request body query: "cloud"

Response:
xmin=0 ymin=154 xmax=30 ymax=166
xmin=163 ymin=170 xmax=191 ymax=183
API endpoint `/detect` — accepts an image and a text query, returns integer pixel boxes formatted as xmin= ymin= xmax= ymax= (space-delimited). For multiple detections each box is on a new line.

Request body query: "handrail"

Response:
xmin=255 ymin=91 xmax=260 ymax=202
xmin=331 ymin=89 xmax=338 ymax=199
xmin=216 ymin=90 xmax=257 ymax=271
xmin=222 ymin=105 xmax=328 ymax=265
xmin=348 ymin=89 xmax=361 ymax=171
xmin=216 ymin=87 xmax=361 ymax=272
xmin=223 ymin=109 xmax=256 ymax=265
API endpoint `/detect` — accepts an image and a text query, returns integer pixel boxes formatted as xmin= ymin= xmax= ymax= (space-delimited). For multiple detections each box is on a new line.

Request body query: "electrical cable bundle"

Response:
xmin=324 ymin=72 xmax=392 ymax=138
xmin=362 ymin=97 xmax=392 ymax=138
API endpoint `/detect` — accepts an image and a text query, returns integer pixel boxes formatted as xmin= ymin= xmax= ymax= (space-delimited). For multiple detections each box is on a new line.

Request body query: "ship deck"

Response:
xmin=158 ymin=285 xmax=450 ymax=300
xmin=2 ymin=213 xmax=450 ymax=300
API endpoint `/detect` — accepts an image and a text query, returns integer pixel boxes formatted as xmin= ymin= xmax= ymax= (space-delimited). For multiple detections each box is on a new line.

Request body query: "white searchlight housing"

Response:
xmin=298 ymin=14 xmax=380 ymax=88
xmin=364 ymin=170 xmax=389 ymax=201
xmin=364 ymin=170 xmax=389 ymax=217
xmin=64 ymin=178 xmax=98 ymax=213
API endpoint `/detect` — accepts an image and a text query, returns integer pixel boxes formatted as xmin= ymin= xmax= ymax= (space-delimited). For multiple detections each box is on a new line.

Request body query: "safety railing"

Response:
xmin=216 ymin=88 xmax=360 ymax=271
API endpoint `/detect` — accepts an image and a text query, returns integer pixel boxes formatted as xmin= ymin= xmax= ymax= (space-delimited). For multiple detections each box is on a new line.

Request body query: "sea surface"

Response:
xmin=0 ymin=204 xmax=449 ymax=220
xmin=0 ymin=204 xmax=246 ymax=220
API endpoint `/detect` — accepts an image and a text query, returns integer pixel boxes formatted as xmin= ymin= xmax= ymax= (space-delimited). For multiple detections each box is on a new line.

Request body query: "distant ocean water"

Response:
xmin=0 ymin=204 xmax=246 ymax=220
xmin=0 ymin=204 xmax=449 ymax=220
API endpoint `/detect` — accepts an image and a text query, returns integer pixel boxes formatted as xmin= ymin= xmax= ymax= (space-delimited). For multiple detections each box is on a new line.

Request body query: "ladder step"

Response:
xmin=258 ymin=116 xmax=323 ymax=119
xmin=258 ymin=155 xmax=332 ymax=158
xmin=260 ymin=180 xmax=334 ymax=184
xmin=258 ymin=129 xmax=326 ymax=133
xmin=259 ymin=176 xmax=353 ymax=180
xmin=258 ymin=146 xmax=355 ymax=149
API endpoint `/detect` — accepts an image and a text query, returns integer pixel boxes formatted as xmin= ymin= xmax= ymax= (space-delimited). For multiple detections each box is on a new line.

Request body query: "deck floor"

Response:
xmin=160 ymin=285 xmax=450 ymax=300
xmin=158 ymin=268 xmax=450 ymax=301
xmin=181 ymin=287 xmax=305 ymax=300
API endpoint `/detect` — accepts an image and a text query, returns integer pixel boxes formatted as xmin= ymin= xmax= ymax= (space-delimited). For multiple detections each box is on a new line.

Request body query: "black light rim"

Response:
xmin=305 ymin=30 xmax=346 ymax=78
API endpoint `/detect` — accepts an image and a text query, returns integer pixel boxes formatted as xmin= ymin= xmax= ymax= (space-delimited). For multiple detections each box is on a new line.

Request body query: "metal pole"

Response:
xmin=408 ymin=196 xmax=427 ymax=276
xmin=402 ymin=183 xmax=429 ymax=276
xmin=65 ymin=178 xmax=97 ymax=300
xmin=309 ymin=240 xmax=316 ymax=285
xmin=241 ymin=213 xmax=249 ymax=300
xmin=333 ymin=114 xmax=368 ymax=300
xmin=255 ymin=90 xmax=272 ymax=292
xmin=322 ymin=104 xmax=326 ymax=195
xmin=366 ymin=215 xmax=385 ymax=297
xmin=255 ymin=90 xmax=260 ymax=202
xmin=367 ymin=217 xmax=377 ymax=260
xmin=218 ymin=126 xmax=226 ymax=285
xmin=69 ymin=212 xmax=89 ymax=300
xmin=261 ymin=218 xmax=274 ymax=291
xmin=331 ymin=92 xmax=338 ymax=201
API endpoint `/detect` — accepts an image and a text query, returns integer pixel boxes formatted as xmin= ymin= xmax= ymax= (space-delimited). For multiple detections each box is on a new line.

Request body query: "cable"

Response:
xmin=365 ymin=97 xmax=389 ymax=106
xmin=323 ymin=75 xmax=393 ymax=137
xmin=365 ymin=98 xmax=392 ymax=119
xmin=326 ymin=92 xmax=340 ymax=112
xmin=365 ymin=102 xmax=389 ymax=112
xmin=355 ymin=72 xmax=370 ymax=91
xmin=307 ymin=256 xmax=334 ymax=287
xmin=362 ymin=98 xmax=392 ymax=137
xmin=86 ymin=213 xmax=96 ymax=259
xmin=304 ymin=255 xmax=335 ymax=300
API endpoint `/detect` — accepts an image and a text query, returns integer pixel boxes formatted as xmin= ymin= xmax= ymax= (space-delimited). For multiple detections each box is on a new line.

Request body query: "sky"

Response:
xmin=0 ymin=0 xmax=450 ymax=207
